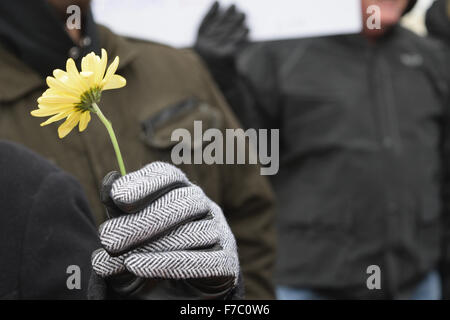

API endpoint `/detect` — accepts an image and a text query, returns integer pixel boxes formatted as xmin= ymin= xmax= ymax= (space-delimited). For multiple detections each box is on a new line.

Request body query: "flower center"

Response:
xmin=76 ymin=87 xmax=102 ymax=112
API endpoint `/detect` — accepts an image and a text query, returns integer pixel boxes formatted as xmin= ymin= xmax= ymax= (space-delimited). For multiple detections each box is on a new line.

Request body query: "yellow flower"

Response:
xmin=31 ymin=48 xmax=126 ymax=138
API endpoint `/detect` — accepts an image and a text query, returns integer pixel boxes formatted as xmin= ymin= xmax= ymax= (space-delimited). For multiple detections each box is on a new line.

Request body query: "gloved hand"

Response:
xmin=194 ymin=1 xmax=249 ymax=62
xmin=91 ymin=162 xmax=241 ymax=299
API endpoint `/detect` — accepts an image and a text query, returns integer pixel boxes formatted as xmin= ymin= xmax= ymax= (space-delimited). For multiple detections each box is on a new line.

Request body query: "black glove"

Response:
xmin=90 ymin=162 xmax=243 ymax=300
xmin=194 ymin=1 xmax=249 ymax=63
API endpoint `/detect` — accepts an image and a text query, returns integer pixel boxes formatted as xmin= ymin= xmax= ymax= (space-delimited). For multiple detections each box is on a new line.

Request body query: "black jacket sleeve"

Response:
xmin=20 ymin=170 xmax=101 ymax=299
xmin=425 ymin=1 xmax=450 ymax=298
xmin=196 ymin=42 xmax=281 ymax=130
xmin=0 ymin=140 xmax=100 ymax=299
xmin=438 ymin=44 xmax=450 ymax=299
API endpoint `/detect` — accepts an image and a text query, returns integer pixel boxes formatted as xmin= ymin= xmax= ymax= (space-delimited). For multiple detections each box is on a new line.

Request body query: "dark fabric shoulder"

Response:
xmin=123 ymin=34 xmax=175 ymax=51
xmin=393 ymin=26 xmax=446 ymax=62
xmin=20 ymin=170 xmax=100 ymax=299
xmin=0 ymin=140 xmax=100 ymax=299
xmin=392 ymin=27 xmax=449 ymax=104
xmin=0 ymin=140 xmax=57 ymax=298
xmin=426 ymin=0 xmax=450 ymax=42
xmin=0 ymin=139 xmax=58 ymax=183
xmin=120 ymin=29 xmax=205 ymax=70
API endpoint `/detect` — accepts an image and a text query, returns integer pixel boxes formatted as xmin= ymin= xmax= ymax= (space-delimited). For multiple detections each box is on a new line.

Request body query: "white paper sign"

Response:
xmin=92 ymin=0 xmax=362 ymax=47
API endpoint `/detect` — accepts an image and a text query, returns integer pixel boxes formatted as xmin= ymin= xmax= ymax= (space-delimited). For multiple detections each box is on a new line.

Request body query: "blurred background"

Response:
xmin=92 ymin=0 xmax=436 ymax=45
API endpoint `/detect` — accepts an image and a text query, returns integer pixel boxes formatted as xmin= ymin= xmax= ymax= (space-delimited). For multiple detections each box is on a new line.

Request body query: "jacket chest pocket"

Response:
xmin=138 ymin=97 xmax=224 ymax=199
xmin=140 ymin=97 xmax=223 ymax=150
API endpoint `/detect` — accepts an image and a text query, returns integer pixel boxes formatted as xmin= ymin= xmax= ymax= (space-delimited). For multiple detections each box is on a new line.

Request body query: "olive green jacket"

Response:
xmin=0 ymin=25 xmax=276 ymax=299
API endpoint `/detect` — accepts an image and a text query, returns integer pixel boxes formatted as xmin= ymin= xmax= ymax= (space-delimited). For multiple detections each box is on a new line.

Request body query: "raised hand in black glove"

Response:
xmin=194 ymin=1 xmax=249 ymax=62
xmin=90 ymin=162 xmax=243 ymax=300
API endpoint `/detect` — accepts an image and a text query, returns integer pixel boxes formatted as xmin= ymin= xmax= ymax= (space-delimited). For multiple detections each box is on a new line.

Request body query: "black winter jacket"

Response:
xmin=204 ymin=26 xmax=449 ymax=298
xmin=0 ymin=140 xmax=100 ymax=299
xmin=426 ymin=0 xmax=450 ymax=299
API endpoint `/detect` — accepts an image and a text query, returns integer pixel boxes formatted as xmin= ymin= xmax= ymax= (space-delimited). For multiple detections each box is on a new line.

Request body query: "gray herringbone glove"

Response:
xmin=91 ymin=162 xmax=239 ymax=288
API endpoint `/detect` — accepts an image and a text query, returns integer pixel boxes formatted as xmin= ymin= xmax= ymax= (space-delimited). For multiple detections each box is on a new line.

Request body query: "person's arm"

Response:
xmin=20 ymin=171 xmax=101 ymax=299
xmin=439 ymin=44 xmax=450 ymax=300
xmin=441 ymin=100 xmax=450 ymax=300
xmin=425 ymin=0 xmax=450 ymax=299
xmin=194 ymin=2 xmax=248 ymax=106
xmin=0 ymin=140 xmax=100 ymax=299
xmin=194 ymin=2 xmax=280 ymax=131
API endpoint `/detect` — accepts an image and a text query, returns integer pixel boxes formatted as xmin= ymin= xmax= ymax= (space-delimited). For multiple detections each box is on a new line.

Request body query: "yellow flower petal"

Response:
xmin=46 ymin=76 xmax=83 ymax=96
xmin=95 ymin=49 xmax=108 ymax=85
xmin=37 ymin=103 xmax=77 ymax=110
xmin=102 ymin=75 xmax=127 ymax=91
xmin=66 ymin=58 xmax=80 ymax=77
xmin=31 ymin=104 xmax=74 ymax=117
xmin=66 ymin=58 xmax=88 ymax=92
xmin=53 ymin=69 xmax=66 ymax=79
xmin=40 ymin=110 xmax=73 ymax=126
xmin=58 ymin=112 xmax=81 ymax=138
xmin=102 ymin=56 xmax=120 ymax=86
xmin=81 ymin=52 xmax=95 ymax=73
xmin=53 ymin=70 xmax=81 ymax=92
xmin=41 ymin=88 xmax=79 ymax=99
xmin=38 ymin=95 xmax=80 ymax=105
xmin=81 ymin=53 xmax=97 ymax=87
xmin=80 ymin=71 xmax=94 ymax=78
xmin=78 ymin=111 xmax=91 ymax=132
xmin=31 ymin=109 xmax=56 ymax=117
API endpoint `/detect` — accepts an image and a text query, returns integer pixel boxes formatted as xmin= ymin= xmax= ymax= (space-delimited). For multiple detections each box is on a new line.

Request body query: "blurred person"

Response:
xmin=427 ymin=0 xmax=450 ymax=46
xmin=195 ymin=0 xmax=450 ymax=299
xmin=0 ymin=0 xmax=276 ymax=299
xmin=426 ymin=0 xmax=450 ymax=299
xmin=0 ymin=140 xmax=244 ymax=299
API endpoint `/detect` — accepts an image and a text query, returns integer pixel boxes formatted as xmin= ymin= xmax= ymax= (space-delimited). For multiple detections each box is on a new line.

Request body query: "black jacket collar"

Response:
xmin=0 ymin=0 xmax=100 ymax=78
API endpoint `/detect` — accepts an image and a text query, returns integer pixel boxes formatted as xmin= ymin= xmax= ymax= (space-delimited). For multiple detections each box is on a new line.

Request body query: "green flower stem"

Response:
xmin=91 ymin=102 xmax=126 ymax=176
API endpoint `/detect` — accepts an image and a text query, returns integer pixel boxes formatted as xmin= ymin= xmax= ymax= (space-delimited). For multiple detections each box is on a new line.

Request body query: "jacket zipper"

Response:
xmin=369 ymin=47 xmax=401 ymax=297
xmin=377 ymin=56 xmax=403 ymax=154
